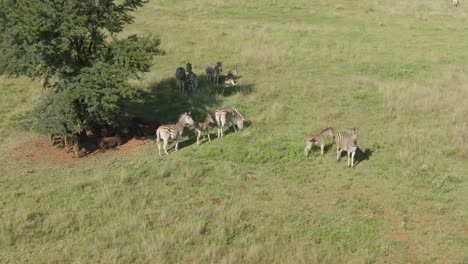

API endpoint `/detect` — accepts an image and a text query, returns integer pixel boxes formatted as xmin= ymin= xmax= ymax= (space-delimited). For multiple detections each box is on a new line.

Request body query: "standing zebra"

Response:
xmin=186 ymin=63 xmax=198 ymax=92
xmin=335 ymin=128 xmax=358 ymax=168
xmin=215 ymin=107 xmax=246 ymax=138
xmin=304 ymin=127 xmax=334 ymax=157
xmin=156 ymin=112 xmax=194 ymax=156
xmin=194 ymin=114 xmax=215 ymax=145
xmin=205 ymin=62 xmax=223 ymax=84
xmin=175 ymin=67 xmax=186 ymax=91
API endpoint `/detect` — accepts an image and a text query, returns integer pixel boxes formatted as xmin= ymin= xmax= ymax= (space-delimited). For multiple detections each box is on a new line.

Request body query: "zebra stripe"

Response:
xmin=215 ymin=107 xmax=246 ymax=138
xmin=187 ymin=71 xmax=199 ymax=92
xmin=335 ymin=128 xmax=358 ymax=168
xmin=206 ymin=62 xmax=223 ymax=84
xmin=156 ymin=112 xmax=194 ymax=156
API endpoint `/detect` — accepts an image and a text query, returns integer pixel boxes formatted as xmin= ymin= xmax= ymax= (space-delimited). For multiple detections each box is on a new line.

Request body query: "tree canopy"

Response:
xmin=0 ymin=0 xmax=164 ymax=135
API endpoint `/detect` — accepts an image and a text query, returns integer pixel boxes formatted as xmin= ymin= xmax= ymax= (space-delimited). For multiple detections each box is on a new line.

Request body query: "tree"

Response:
xmin=0 ymin=0 xmax=164 ymax=156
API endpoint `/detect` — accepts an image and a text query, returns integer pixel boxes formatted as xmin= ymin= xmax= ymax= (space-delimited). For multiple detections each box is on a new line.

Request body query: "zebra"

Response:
xmin=205 ymin=62 xmax=223 ymax=84
xmin=215 ymin=107 xmax=246 ymax=138
xmin=453 ymin=0 xmax=459 ymax=6
xmin=194 ymin=114 xmax=215 ymax=145
xmin=227 ymin=67 xmax=238 ymax=79
xmin=224 ymin=77 xmax=236 ymax=86
xmin=156 ymin=112 xmax=194 ymax=156
xmin=175 ymin=67 xmax=186 ymax=91
xmin=335 ymin=128 xmax=358 ymax=168
xmin=187 ymin=72 xmax=199 ymax=92
xmin=186 ymin=63 xmax=199 ymax=92
xmin=213 ymin=62 xmax=223 ymax=84
xmin=304 ymin=127 xmax=334 ymax=157
xmin=186 ymin=62 xmax=193 ymax=73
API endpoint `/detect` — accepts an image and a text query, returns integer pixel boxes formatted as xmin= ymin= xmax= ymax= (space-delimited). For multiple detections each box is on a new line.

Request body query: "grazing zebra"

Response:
xmin=156 ymin=112 xmax=194 ymax=156
xmin=175 ymin=67 xmax=186 ymax=91
xmin=304 ymin=127 xmax=334 ymax=157
xmin=206 ymin=62 xmax=223 ymax=84
xmin=194 ymin=114 xmax=215 ymax=145
xmin=453 ymin=0 xmax=459 ymax=6
xmin=227 ymin=68 xmax=238 ymax=79
xmin=215 ymin=107 xmax=246 ymax=138
xmin=335 ymin=128 xmax=358 ymax=168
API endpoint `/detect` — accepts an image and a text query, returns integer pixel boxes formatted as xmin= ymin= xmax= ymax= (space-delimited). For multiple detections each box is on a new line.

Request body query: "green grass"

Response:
xmin=1 ymin=0 xmax=468 ymax=262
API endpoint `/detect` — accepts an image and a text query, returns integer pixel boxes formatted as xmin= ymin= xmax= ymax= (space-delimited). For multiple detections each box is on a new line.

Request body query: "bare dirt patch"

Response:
xmin=11 ymin=136 xmax=152 ymax=164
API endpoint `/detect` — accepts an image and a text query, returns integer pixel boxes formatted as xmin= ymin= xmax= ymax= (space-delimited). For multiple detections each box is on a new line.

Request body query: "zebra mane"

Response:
xmin=232 ymin=108 xmax=245 ymax=119
xmin=177 ymin=112 xmax=190 ymax=122
xmin=319 ymin=127 xmax=334 ymax=134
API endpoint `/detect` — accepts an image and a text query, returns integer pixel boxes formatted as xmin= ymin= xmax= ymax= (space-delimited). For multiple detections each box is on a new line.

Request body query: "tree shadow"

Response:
xmin=122 ymin=75 xmax=255 ymax=151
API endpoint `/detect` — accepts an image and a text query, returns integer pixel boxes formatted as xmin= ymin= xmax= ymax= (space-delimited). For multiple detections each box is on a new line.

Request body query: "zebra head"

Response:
xmin=216 ymin=61 xmax=223 ymax=72
xmin=351 ymin=127 xmax=358 ymax=145
xmin=206 ymin=114 xmax=215 ymax=124
xmin=179 ymin=112 xmax=194 ymax=126
xmin=186 ymin=62 xmax=192 ymax=73
xmin=234 ymin=109 xmax=246 ymax=130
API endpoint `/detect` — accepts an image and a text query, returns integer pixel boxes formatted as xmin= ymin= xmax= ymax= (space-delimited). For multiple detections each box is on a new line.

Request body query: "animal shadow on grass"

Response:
xmin=354 ymin=148 xmax=373 ymax=167
xmin=336 ymin=147 xmax=373 ymax=167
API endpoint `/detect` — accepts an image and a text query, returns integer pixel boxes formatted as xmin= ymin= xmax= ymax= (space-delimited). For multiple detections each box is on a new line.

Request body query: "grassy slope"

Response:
xmin=1 ymin=0 xmax=467 ymax=263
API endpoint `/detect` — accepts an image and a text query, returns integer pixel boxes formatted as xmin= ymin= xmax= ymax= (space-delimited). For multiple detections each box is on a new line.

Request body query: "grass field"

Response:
xmin=1 ymin=0 xmax=468 ymax=263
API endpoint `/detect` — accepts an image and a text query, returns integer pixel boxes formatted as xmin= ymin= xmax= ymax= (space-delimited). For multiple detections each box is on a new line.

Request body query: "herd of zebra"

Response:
xmin=155 ymin=108 xmax=359 ymax=167
xmin=156 ymin=107 xmax=246 ymax=156
xmin=175 ymin=62 xmax=238 ymax=93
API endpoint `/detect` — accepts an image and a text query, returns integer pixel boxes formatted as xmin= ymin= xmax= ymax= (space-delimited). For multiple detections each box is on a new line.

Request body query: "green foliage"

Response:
xmin=0 ymin=0 xmax=164 ymax=135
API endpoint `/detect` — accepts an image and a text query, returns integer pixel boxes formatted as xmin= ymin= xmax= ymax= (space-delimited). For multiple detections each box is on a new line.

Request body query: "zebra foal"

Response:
xmin=205 ymin=62 xmax=222 ymax=84
xmin=156 ymin=112 xmax=194 ymax=156
xmin=194 ymin=114 xmax=215 ymax=145
xmin=215 ymin=107 xmax=246 ymax=138
xmin=304 ymin=127 xmax=334 ymax=157
xmin=335 ymin=128 xmax=358 ymax=168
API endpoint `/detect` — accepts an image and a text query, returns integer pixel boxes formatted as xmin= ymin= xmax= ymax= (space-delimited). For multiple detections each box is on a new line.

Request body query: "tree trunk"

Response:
xmin=73 ymin=134 xmax=80 ymax=158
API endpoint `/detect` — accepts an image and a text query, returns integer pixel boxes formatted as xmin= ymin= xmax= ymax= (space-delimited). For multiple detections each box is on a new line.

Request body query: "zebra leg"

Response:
xmin=197 ymin=130 xmax=201 ymax=145
xmin=320 ymin=144 xmax=324 ymax=156
xmin=347 ymin=151 xmax=351 ymax=167
xmin=163 ymin=140 xmax=169 ymax=155
xmin=304 ymin=144 xmax=311 ymax=157
xmin=157 ymin=139 xmax=162 ymax=156
xmin=351 ymin=151 xmax=355 ymax=168
xmin=336 ymin=148 xmax=341 ymax=161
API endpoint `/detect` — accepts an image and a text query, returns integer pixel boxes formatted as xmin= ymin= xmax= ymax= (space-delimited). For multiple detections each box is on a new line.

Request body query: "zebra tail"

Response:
xmin=156 ymin=128 xmax=161 ymax=145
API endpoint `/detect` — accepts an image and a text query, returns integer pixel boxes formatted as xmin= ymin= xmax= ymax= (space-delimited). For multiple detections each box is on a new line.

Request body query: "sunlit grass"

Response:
xmin=0 ymin=0 xmax=467 ymax=263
